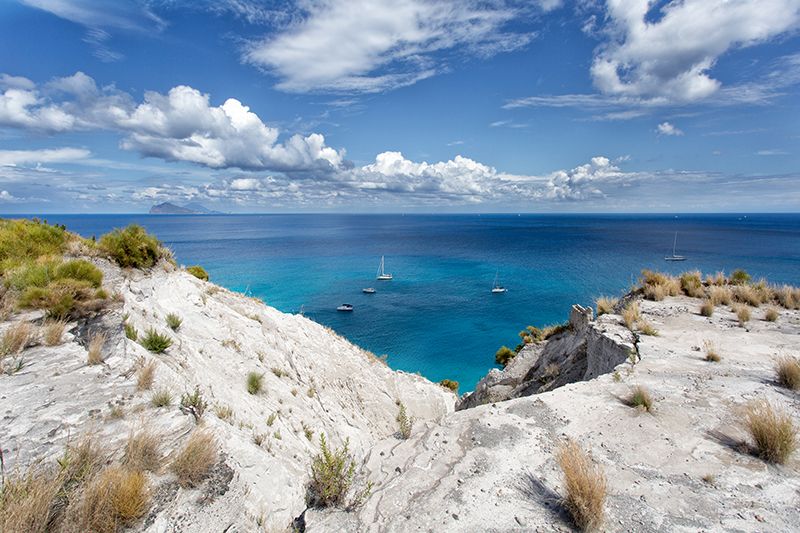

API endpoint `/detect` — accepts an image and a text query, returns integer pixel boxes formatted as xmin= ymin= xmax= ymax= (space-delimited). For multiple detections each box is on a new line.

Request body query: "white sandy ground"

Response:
xmin=1 ymin=258 xmax=799 ymax=532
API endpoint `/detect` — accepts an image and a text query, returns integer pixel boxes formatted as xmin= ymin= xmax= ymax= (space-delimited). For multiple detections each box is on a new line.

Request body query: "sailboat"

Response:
xmin=376 ymin=255 xmax=393 ymax=280
xmin=664 ymin=232 xmax=686 ymax=261
xmin=491 ymin=270 xmax=507 ymax=293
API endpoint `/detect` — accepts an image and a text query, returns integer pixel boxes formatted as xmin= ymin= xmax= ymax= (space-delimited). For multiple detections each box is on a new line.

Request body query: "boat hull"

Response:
xmin=376 ymin=275 xmax=393 ymax=280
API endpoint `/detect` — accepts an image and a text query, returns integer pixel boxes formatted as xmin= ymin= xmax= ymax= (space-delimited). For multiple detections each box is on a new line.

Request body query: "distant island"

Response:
xmin=149 ymin=202 xmax=222 ymax=215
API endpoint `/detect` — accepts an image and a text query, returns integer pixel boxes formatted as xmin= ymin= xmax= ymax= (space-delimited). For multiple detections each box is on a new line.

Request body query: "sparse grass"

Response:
xmin=151 ymin=388 xmax=173 ymax=407
xmin=87 ymin=332 xmax=106 ymax=365
xmin=123 ymin=429 xmax=161 ymax=472
xmin=733 ymin=285 xmax=761 ymax=307
xmin=703 ymin=340 xmax=721 ymax=362
xmin=774 ymin=285 xmax=799 ymax=309
xmin=136 ymin=359 xmax=156 ymax=391
xmin=99 ymin=224 xmax=163 ymax=269
xmin=221 ymin=338 xmax=242 ymax=352
xmin=643 ymin=283 xmax=667 ymax=301
xmin=43 ymin=319 xmax=67 ymax=346
xmin=621 ymin=301 xmax=641 ymax=329
xmin=439 ymin=379 xmax=459 ymax=393
xmin=679 ymin=270 xmax=704 ymax=298
xmin=706 ymin=271 xmax=727 ymax=286
xmin=247 ymin=371 xmax=264 ymax=395
xmin=732 ymin=304 xmax=751 ymax=327
xmin=140 ymin=328 xmax=172 ymax=353
xmin=186 ymin=265 xmax=209 ymax=281
xmin=302 ymin=422 xmax=314 ymax=441
xmin=701 ymin=473 xmax=716 ymax=485
xmin=636 ymin=319 xmax=659 ymax=336
xmin=271 ymin=367 xmax=287 ymax=378
xmin=179 ymin=386 xmax=207 ymax=420
xmin=743 ymin=400 xmax=797 ymax=464
xmin=495 ymin=345 xmax=515 ymax=367
xmin=307 ymin=386 xmax=316 ymax=398
xmin=556 ymin=439 xmax=607 ymax=532
xmin=165 ymin=313 xmax=182 ymax=331
xmin=215 ymin=404 xmax=234 ymax=421
xmin=765 ymin=307 xmax=779 ymax=322
xmin=626 ymin=385 xmax=653 ymax=412
xmin=396 ymin=402 xmax=412 ymax=439
xmin=699 ymin=300 xmax=714 ymax=317
xmin=124 ymin=322 xmax=138 ymax=341
xmin=730 ymin=269 xmax=751 ymax=285
xmin=266 ymin=412 xmax=278 ymax=426
xmin=708 ymin=285 xmax=732 ymax=305
xmin=253 ymin=432 xmax=266 ymax=446
xmin=109 ymin=405 xmax=125 ymax=419
xmin=308 ymin=434 xmax=371 ymax=509
xmin=0 ymin=321 xmax=33 ymax=357
xmin=595 ymin=296 xmax=618 ymax=315
xmin=0 ymin=464 xmax=62 ymax=532
xmin=170 ymin=430 xmax=218 ymax=487
xmin=775 ymin=356 xmax=800 ymax=390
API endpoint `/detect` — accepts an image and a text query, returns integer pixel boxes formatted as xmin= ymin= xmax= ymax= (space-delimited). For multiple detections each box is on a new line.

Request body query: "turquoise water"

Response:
xmin=28 ymin=213 xmax=800 ymax=391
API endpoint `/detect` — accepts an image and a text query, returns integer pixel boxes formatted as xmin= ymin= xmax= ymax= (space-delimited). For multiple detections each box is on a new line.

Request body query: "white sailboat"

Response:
xmin=664 ymin=232 xmax=686 ymax=261
xmin=376 ymin=255 xmax=393 ymax=280
xmin=491 ymin=270 xmax=507 ymax=293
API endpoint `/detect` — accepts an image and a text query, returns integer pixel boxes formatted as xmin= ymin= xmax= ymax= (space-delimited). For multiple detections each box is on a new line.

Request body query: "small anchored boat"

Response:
xmin=664 ymin=232 xmax=686 ymax=261
xmin=362 ymin=288 xmax=376 ymax=294
xmin=336 ymin=303 xmax=354 ymax=312
xmin=491 ymin=270 xmax=507 ymax=293
xmin=376 ymin=255 xmax=393 ymax=280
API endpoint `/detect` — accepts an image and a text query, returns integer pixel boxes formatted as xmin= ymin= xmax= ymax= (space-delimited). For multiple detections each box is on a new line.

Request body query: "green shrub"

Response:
xmin=396 ymin=402 xmax=412 ymax=439
xmin=246 ymin=372 xmax=264 ymax=395
xmin=679 ymin=271 xmax=704 ymax=298
xmin=439 ymin=379 xmax=459 ymax=393
xmin=124 ymin=323 xmax=138 ymax=341
xmin=730 ymin=269 xmax=751 ymax=285
xmin=308 ymin=435 xmax=371 ymax=509
xmin=0 ymin=218 xmax=68 ymax=273
xmin=4 ymin=258 xmax=60 ymax=290
xmin=19 ymin=279 xmax=98 ymax=318
xmin=180 ymin=386 xmax=207 ymax=420
xmin=55 ymin=259 xmax=102 ymax=287
xmin=140 ymin=328 xmax=172 ymax=353
xmin=626 ymin=385 xmax=653 ymax=412
xmin=186 ymin=265 xmax=208 ymax=281
xmin=495 ymin=345 xmax=515 ymax=367
xmin=151 ymin=388 xmax=173 ymax=407
xmin=99 ymin=225 xmax=162 ymax=268
xmin=165 ymin=313 xmax=182 ymax=331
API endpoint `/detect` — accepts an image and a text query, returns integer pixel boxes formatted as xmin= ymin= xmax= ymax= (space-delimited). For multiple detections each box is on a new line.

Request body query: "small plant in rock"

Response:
xmin=626 ymin=385 xmax=653 ymax=412
xmin=302 ymin=422 xmax=315 ymax=441
xmin=0 ymin=321 xmax=33 ymax=357
xmin=180 ymin=386 xmax=208 ymax=421
xmin=764 ymin=307 xmax=779 ymax=322
xmin=151 ymin=388 xmax=173 ymax=407
xmin=171 ymin=430 xmax=218 ymax=487
xmin=703 ymin=341 xmax=721 ymax=362
xmin=743 ymin=399 xmax=797 ymax=464
xmin=99 ymin=224 xmax=163 ymax=268
xmin=556 ymin=439 xmax=607 ymax=532
xmin=215 ymin=404 xmax=234 ymax=421
xmin=636 ymin=319 xmax=659 ymax=336
xmin=439 ymin=379 xmax=459 ymax=393
xmin=247 ymin=371 xmax=264 ymax=395
xmin=307 ymin=434 xmax=372 ymax=509
xmin=140 ymin=328 xmax=172 ymax=353
xmin=165 ymin=313 xmax=182 ymax=331
xmin=124 ymin=323 xmax=138 ymax=341
xmin=266 ymin=412 xmax=278 ymax=426
xmin=253 ymin=432 xmax=266 ymax=446
xmin=123 ymin=429 xmax=161 ymax=472
xmin=307 ymin=387 xmax=316 ymax=398
xmin=186 ymin=265 xmax=209 ymax=281
xmin=775 ymin=356 xmax=800 ymax=390
xmin=595 ymin=296 xmax=618 ymax=316
xmin=730 ymin=269 xmax=751 ymax=285
xmin=495 ymin=345 xmax=515 ymax=367
xmin=396 ymin=402 xmax=413 ymax=439
xmin=43 ymin=319 xmax=67 ymax=346
xmin=732 ymin=304 xmax=751 ymax=327
xmin=621 ymin=301 xmax=641 ymax=329
xmin=271 ymin=367 xmax=287 ymax=378
xmin=87 ymin=332 xmax=106 ymax=365
xmin=699 ymin=300 xmax=714 ymax=317
xmin=136 ymin=359 xmax=156 ymax=391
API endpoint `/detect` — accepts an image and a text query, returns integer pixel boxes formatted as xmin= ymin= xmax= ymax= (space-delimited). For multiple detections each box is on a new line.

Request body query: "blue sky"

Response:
xmin=0 ymin=0 xmax=799 ymax=213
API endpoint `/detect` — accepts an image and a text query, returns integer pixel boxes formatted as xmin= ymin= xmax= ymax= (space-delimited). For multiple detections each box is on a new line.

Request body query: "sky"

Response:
xmin=0 ymin=0 xmax=799 ymax=213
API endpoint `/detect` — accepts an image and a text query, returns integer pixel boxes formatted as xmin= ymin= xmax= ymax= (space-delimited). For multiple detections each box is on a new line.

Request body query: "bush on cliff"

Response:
xmin=495 ymin=345 xmax=515 ymax=367
xmin=99 ymin=225 xmax=163 ymax=269
xmin=186 ymin=265 xmax=209 ymax=281
xmin=439 ymin=379 xmax=459 ymax=393
xmin=308 ymin=434 xmax=372 ymax=510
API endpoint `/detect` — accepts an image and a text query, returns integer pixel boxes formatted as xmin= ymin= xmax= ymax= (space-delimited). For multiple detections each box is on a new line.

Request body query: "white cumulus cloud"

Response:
xmin=0 ymin=147 xmax=91 ymax=166
xmin=656 ymin=122 xmax=684 ymax=136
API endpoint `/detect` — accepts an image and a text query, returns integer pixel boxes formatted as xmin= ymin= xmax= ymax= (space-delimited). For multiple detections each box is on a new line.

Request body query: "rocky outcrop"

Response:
xmin=458 ymin=303 xmax=636 ymax=409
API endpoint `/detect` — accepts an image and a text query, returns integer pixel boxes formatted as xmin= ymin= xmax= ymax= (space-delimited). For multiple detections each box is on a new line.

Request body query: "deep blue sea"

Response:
xmin=18 ymin=213 xmax=800 ymax=391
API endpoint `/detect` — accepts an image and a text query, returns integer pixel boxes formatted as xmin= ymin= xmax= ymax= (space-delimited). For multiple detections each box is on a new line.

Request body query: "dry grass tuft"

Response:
xmin=679 ymin=270 xmax=704 ymax=298
xmin=170 ymin=429 xmax=218 ymax=487
xmin=0 ymin=321 xmax=33 ymax=357
xmin=0 ymin=465 xmax=61 ymax=532
xmin=643 ymin=283 xmax=667 ymax=301
xmin=86 ymin=332 xmax=106 ymax=365
xmin=706 ymin=271 xmax=727 ymax=286
xmin=775 ymin=356 xmax=800 ymax=390
xmin=150 ymin=387 xmax=173 ymax=407
xmin=77 ymin=466 xmax=149 ymax=532
xmin=708 ymin=285 xmax=732 ymax=306
xmin=699 ymin=300 xmax=714 ymax=317
xmin=556 ymin=439 xmax=607 ymax=532
xmin=43 ymin=319 xmax=67 ymax=346
xmin=703 ymin=340 xmax=721 ymax=362
xmin=743 ymin=400 xmax=797 ymax=464
xmin=621 ymin=301 xmax=641 ymax=329
xmin=774 ymin=285 xmax=799 ymax=309
xmin=733 ymin=285 xmax=762 ymax=307
xmin=764 ymin=307 xmax=779 ymax=322
xmin=636 ymin=319 xmax=659 ymax=336
xmin=732 ymin=304 xmax=751 ymax=327
xmin=136 ymin=359 xmax=156 ymax=391
xmin=626 ymin=385 xmax=653 ymax=412
xmin=595 ymin=296 xmax=618 ymax=316
xmin=123 ymin=429 xmax=161 ymax=472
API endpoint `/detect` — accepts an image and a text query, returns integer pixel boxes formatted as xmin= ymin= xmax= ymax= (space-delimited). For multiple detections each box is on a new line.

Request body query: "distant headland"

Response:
xmin=149 ymin=202 xmax=222 ymax=215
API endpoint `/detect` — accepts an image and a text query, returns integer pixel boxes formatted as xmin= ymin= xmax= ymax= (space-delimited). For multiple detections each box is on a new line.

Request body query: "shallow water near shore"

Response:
xmin=29 ymin=213 xmax=800 ymax=390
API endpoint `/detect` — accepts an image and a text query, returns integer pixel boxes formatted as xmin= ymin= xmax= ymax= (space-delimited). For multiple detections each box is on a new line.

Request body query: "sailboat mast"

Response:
xmin=673 ymin=232 xmax=678 ymax=256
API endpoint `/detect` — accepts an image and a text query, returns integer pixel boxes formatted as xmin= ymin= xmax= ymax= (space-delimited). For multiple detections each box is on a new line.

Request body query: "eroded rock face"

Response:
xmin=458 ymin=304 xmax=635 ymax=409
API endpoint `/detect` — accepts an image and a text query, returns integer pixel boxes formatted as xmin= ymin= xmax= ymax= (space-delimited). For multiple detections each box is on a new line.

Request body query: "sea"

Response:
xmin=22 ymin=213 xmax=800 ymax=391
